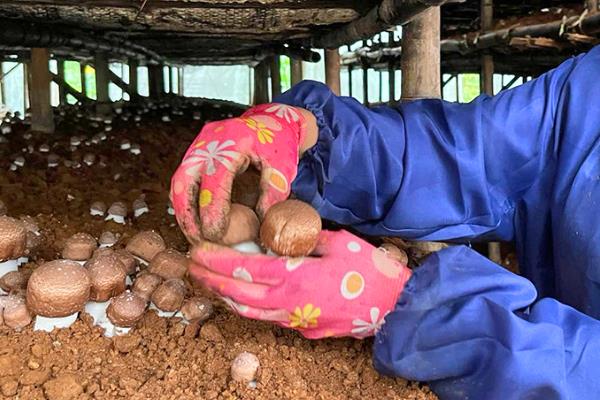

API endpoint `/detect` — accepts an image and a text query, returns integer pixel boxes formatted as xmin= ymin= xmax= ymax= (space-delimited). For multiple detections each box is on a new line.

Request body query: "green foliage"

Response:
xmin=460 ymin=74 xmax=480 ymax=103
xmin=280 ymin=56 xmax=291 ymax=92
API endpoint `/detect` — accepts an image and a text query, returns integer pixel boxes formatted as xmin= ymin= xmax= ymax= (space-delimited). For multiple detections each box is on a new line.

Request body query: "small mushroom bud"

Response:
xmin=260 ymin=200 xmax=321 ymax=257
xmin=47 ymin=154 xmax=60 ymax=168
xmin=192 ymin=111 xmax=202 ymax=120
xmin=126 ymin=231 xmax=166 ymax=263
xmin=131 ymin=272 xmax=162 ymax=301
xmin=180 ymin=297 xmax=213 ymax=322
xmin=98 ymin=231 xmax=118 ymax=248
xmin=13 ymin=156 xmax=25 ymax=168
xmin=120 ymin=139 xmax=131 ymax=150
xmin=39 ymin=144 xmax=50 ymax=153
xmin=0 ymin=216 xmax=27 ymax=263
xmin=83 ymin=153 xmax=96 ymax=166
xmin=148 ymin=249 xmax=188 ymax=280
xmin=130 ymin=143 xmax=141 ymax=155
xmin=114 ymin=249 xmax=138 ymax=275
xmin=85 ymin=254 xmax=127 ymax=302
xmin=230 ymin=352 xmax=260 ymax=383
xmin=106 ymin=291 xmax=147 ymax=327
xmin=62 ymin=233 xmax=97 ymax=261
xmin=379 ymin=243 xmax=408 ymax=265
xmin=27 ymin=260 xmax=91 ymax=317
xmin=0 ymin=270 xmax=29 ymax=292
xmin=90 ymin=201 xmax=107 ymax=216
xmin=132 ymin=198 xmax=149 ymax=218
xmin=151 ymin=279 xmax=186 ymax=312
xmin=221 ymin=204 xmax=260 ymax=246
xmin=105 ymin=202 xmax=127 ymax=224
xmin=3 ymin=294 xmax=32 ymax=330
xmin=70 ymin=136 xmax=81 ymax=146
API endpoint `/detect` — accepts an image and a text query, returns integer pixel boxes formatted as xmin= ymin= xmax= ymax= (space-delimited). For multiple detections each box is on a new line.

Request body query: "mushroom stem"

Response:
xmin=33 ymin=312 xmax=79 ymax=332
xmin=0 ymin=260 xmax=19 ymax=277
xmin=84 ymin=300 xmax=131 ymax=337
xmin=232 ymin=242 xmax=263 ymax=254
xmin=105 ymin=214 xmax=126 ymax=225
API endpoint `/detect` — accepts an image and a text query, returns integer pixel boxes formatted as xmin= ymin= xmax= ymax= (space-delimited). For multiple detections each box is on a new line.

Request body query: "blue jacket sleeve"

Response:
xmin=373 ymin=245 xmax=600 ymax=400
xmin=275 ymin=62 xmax=574 ymax=241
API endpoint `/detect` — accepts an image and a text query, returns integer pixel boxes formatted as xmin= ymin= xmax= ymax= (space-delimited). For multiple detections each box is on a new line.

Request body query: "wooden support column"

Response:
xmin=362 ymin=65 xmax=369 ymax=106
xmin=253 ymin=59 xmax=269 ymax=105
xmin=94 ymin=52 xmax=111 ymax=117
xmin=400 ymin=7 xmax=441 ymax=100
xmin=389 ymin=62 xmax=396 ymax=104
xmin=57 ymin=58 xmax=66 ymax=105
xmin=290 ymin=59 xmax=303 ymax=86
xmin=80 ymin=62 xmax=87 ymax=98
xmin=169 ymin=66 xmax=176 ymax=94
xmin=178 ymin=67 xmax=184 ymax=96
xmin=29 ymin=48 xmax=54 ymax=133
xmin=325 ymin=49 xmax=341 ymax=96
xmin=148 ymin=64 xmax=164 ymax=98
xmin=128 ymin=59 xmax=138 ymax=99
xmin=270 ymin=56 xmax=281 ymax=98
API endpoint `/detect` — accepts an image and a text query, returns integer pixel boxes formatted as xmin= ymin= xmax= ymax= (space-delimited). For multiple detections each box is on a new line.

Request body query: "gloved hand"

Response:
xmin=170 ymin=104 xmax=311 ymax=244
xmin=190 ymin=229 xmax=412 ymax=339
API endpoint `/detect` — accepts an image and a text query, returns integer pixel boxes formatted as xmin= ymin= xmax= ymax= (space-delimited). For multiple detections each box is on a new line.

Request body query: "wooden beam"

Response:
xmin=29 ymin=48 xmax=54 ymax=133
xmin=314 ymin=0 xmax=451 ymax=48
xmin=57 ymin=58 xmax=67 ymax=105
xmin=94 ymin=52 xmax=111 ymax=116
xmin=148 ymin=64 xmax=164 ymax=98
xmin=270 ymin=56 xmax=281 ymax=98
xmin=325 ymin=49 xmax=341 ymax=96
xmin=50 ymin=72 xmax=87 ymax=103
xmin=128 ymin=58 xmax=138 ymax=98
xmin=401 ymin=7 xmax=441 ymax=100
xmin=108 ymin=69 xmax=130 ymax=94
xmin=290 ymin=59 xmax=303 ymax=86
xmin=253 ymin=59 xmax=269 ymax=105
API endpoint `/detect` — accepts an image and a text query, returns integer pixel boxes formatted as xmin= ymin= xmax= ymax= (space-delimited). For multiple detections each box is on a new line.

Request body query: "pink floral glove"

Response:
xmin=190 ymin=230 xmax=412 ymax=339
xmin=170 ymin=104 xmax=307 ymax=243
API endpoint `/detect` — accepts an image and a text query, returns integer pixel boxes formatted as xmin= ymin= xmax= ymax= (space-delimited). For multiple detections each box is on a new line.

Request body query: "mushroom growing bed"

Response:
xmin=0 ymin=100 xmax=435 ymax=400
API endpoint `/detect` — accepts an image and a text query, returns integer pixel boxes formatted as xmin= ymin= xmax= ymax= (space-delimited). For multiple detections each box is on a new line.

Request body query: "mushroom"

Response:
xmin=27 ymin=260 xmax=91 ymax=332
xmin=260 ymin=200 xmax=321 ymax=257
xmin=192 ymin=111 xmax=202 ymax=121
xmin=130 ymin=143 xmax=141 ymax=155
xmin=0 ymin=216 xmax=27 ymax=274
xmin=105 ymin=202 xmax=127 ymax=224
xmin=131 ymin=272 xmax=162 ymax=301
xmin=167 ymin=202 xmax=175 ymax=216
xmin=125 ymin=231 xmax=166 ymax=264
xmin=230 ymin=352 xmax=260 ymax=383
xmin=120 ymin=139 xmax=131 ymax=150
xmin=62 ymin=233 xmax=97 ymax=261
xmin=150 ymin=279 xmax=186 ymax=312
xmin=90 ymin=201 xmax=107 ymax=217
xmin=106 ymin=291 xmax=147 ymax=327
xmin=180 ymin=297 xmax=213 ymax=322
xmin=2 ymin=293 xmax=32 ymax=330
xmin=39 ymin=144 xmax=50 ymax=153
xmin=70 ymin=136 xmax=81 ymax=146
xmin=221 ymin=204 xmax=260 ymax=246
xmin=132 ymin=198 xmax=149 ymax=218
xmin=0 ymin=270 xmax=29 ymax=293
xmin=98 ymin=231 xmax=118 ymax=248
xmin=379 ymin=243 xmax=409 ymax=265
xmin=85 ymin=253 xmax=127 ymax=302
xmin=47 ymin=154 xmax=60 ymax=168
xmin=114 ymin=249 xmax=138 ymax=276
xmin=83 ymin=153 xmax=96 ymax=166
xmin=148 ymin=249 xmax=188 ymax=280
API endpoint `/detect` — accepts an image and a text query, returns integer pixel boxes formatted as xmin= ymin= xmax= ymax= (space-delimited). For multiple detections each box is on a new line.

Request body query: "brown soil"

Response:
xmin=0 ymin=100 xmax=436 ymax=400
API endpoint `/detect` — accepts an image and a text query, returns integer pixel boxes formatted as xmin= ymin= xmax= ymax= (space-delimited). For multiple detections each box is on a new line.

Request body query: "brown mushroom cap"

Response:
xmin=131 ymin=272 xmax=162 ymax=301
xmin=380 ymin=243 xmax=409 ymax=265
xmin=150 ymin=279 xmax=186 ymax=312
xmin=180 ymin=297 xmax=213 ymax=322
xmin=99 ymin=231 xmax=118 ymax=247
xmin=0 ymin=270 xmax=29 ymax=292
xmin=90 ymin=201 xmax=106 ymax=214
xmin=259 ymin=200 xmax=322 ymax=257
xmin=230 ymin=352 xmax=260 ymax=383
xmin=85 ymin=254 xmax=127 ymax=302
xmin=26 ymin=260 xmax=91 ymax=317
xmin=221 ymin=204 xmax=260 ymax=246
xmin=126 ymin=231 xmax=166 ymax=262
xmin=0 ymin=216 xmax=27 ymax=261
xmin=107 ymin=202 xmax=127 ymax=217
xmin=3 ymin=294 xmax=32 ymax=329
xmin=148 ymin=249 xmax=188 ymax=280
xmin=106 ymin=291 xmax=147 ymax=327
xmin=114 ymin=249 xmax=138 ymax=275
xmin=62 ymin=233 xmax=98 ymax=261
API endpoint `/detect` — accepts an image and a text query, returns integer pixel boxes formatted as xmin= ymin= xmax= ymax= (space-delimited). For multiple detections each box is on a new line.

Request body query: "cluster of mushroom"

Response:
xmin=90 ymin=197 xmax=149 ymax=224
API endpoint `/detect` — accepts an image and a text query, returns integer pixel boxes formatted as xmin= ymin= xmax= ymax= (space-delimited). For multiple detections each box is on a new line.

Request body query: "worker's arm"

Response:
xmin=275 ymin=58 xmax=576 ymax=242
xmin=374 ymin=245 xmax=600 ymax=400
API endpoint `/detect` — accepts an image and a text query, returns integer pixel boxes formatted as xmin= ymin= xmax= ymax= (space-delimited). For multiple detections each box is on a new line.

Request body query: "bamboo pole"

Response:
xmin=325 ymin=49 xmax=341 ymax=96
xmin=29 ymin=48 xmax=54 ymax=133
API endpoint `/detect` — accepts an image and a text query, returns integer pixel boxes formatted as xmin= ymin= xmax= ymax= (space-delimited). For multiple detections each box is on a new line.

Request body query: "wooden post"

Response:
xmin=362 ymin=65 xmax=369 ymax=106
xmin=178 ymin=67 xmax=184 ymax=96
xmin=389 ymin=62 xmax=396 ymax=104
xmin=270 ymin=56 xmax=281 ymax=98
xmin=400 ymin=7 xmax=441 ymax=100
xmin=480 ymin=0 xmax=494 ymax=96
xmin=94 ymin=52 xmax=111 ymax=117
xmin=148 ymin=64 xmax=164 ymax=98
xmin=57 ymin=58 xmax=66 ymax=105
xmin=325 ymin=49 xmax=341 ymax=96
xmin=290 ymin=59 xmax=303 ymax=86
xmin=128 ymin=58 xmax=138 ymax=99
xmin=253 ymin=59 xmax=269 ymax=105
xmin=80 ymin=62 xmax=87 ymax=98
xmin=29 ymin=48 xmax=54 ymax=133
